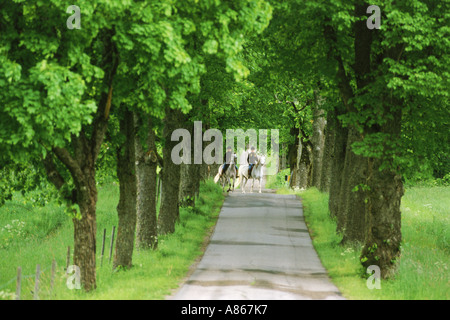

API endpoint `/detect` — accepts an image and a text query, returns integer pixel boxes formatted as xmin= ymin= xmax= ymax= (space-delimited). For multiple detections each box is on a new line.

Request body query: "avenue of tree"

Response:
xmin=0 ymin=0 xmax=448 ymax=290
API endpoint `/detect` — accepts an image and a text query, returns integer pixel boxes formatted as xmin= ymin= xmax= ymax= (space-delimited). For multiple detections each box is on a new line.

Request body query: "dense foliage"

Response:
xmin=0 ymin=0 xmax=448 ymax=291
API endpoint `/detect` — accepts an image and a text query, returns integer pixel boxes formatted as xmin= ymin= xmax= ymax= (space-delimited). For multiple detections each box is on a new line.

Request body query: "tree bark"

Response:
xmin=361 ymin=104 xmax=404 ymax=278
xmin=328 ymin=115 xmax=347 ymax=220
xmin=339 ymin=127 xmax=367 ymax=243
xmin=157 ymin=106 xmax=183 ymax=235
xmin=361 ymin=157 xmax=403 ymax=278
xmin=199 ymin=123 xmax=211 ymax=182
xmin=319 ymin=110 xmax=334 ymax=192
xmin=42 ymin=154 xmax=66 ymax=191
xmin=179 ymin=162 xmax=200 ymax=207
xmin=72 ymin=180 xmax=97 ymax=291
xmin=311 ymin=93 xmax=326 ymax=189
xmin=114 ymin=109 xmax=137 ymax=269
xmin=289 ymin=132 xmax=312 ymax=190
xmin=289 ymin=134 xmax=301 ymax=188
xmin=52 ymin=141 xmax=99 ymax=292
xmin=135 ymin=114 xmax=158 ymax=250
xmin=179 ymin=122 xmax=200 ymax=207
xmin=298 ymin=144 xmax=312 ymax=189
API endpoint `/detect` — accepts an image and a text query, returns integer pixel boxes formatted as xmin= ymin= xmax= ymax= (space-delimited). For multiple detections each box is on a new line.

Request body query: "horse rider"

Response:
xmin=247 ymin=146 xmax=258 ymax=176
xmin=221 ymin=146 xmax=237 ymax=176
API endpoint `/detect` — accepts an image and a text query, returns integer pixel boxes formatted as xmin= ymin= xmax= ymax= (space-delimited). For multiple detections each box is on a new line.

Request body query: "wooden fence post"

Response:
xmin=33 ymin=264 xmax=40 ymax=300
xmin=101 ymin=228 xmax=106 ymax=266
xmin=109 ymin=226 xmax=116 ymax=263
xmin=15 ymin=266 xmax=22 ymax=300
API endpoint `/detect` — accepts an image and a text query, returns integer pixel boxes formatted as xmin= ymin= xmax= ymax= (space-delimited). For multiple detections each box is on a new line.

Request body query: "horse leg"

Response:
xmin=241 ymin=175 xmax=246 ymax=193
xmin=259 ymin=177 xmax=262 ymax=193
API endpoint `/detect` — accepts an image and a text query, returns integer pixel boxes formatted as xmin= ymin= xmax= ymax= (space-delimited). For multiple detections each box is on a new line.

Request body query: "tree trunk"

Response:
xmin=114 ymin=109 xmax=137 ymax=269
xmin=72 ymin=173 xmax=97 ymax=291
xmin=338 ymin=127 xmax=367 ymax=243
xmin=361 ymin=107 xmax=403 ymax=278
xmin=135 ymin=114 xmax=158 ymax=250
xmin=179 ymin=162 xmax=200 ymax=207
xmin=289 ymin=133 xmax=312 ymax=190
xmin=318 ymin=110 xmax=334 ymax=193
xmin=158 ymin=106 xmax=183 ymax=235
xmin=52 ymin=143 xmax=100 ymax=292
xmin=199 ymin=127 xmax=211 ymax=182
xmin=311 ymin=94 xmax=326 ymax=189
xmin=361 ymin=158 xmax=403 ymax=278
xmin=298 ymin=144 xmax=312 ymax=189
xmin=179 ymin=123 xmax=200 ymax=207
xmin=289 ymin=134 xmax=301 ymax=188
xmin=287 ymin=139 xmax=297 ymax=186
xmin=328 ymin=116 xmax=347 ymax=220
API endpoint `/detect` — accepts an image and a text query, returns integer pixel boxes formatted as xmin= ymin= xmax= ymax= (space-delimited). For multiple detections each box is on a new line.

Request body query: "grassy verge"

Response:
xmin=283 ymin=186 xmax=449 ymax=300
xmin=265 ymin=168 xmax=290 ymax=189
xmin=0 ymin=179 xmax=224 ymax=300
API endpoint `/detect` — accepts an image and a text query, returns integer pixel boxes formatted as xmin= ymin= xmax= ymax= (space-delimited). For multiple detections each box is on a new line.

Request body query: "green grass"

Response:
xmin=0 ymin=179 xmax=224 ymax=300
xmin=265 ymin=168 xmax=290 ymax=189
xmin=287 ymin=186 xmax=449 ymax=300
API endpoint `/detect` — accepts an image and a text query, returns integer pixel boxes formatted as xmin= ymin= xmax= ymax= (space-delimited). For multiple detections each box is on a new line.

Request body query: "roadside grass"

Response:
xmin=0 ymin=179 xmax=224 ymax=300
xmin=265 ymin=168 xmax=290 ymax=189
xmin=287 ymin=186 xmax=449 ymax=300
xmin=0 ymin=189 xmax=71 ymax=300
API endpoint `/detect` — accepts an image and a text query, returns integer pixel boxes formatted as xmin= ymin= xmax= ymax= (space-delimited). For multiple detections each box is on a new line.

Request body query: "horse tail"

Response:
xmin=214 ymin=173 xmax=221 ymax=184
xmin=234 ymin=176 xmax=240 ymax=189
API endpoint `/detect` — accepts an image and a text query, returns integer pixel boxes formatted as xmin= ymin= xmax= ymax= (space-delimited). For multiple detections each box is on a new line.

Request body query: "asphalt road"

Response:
xmin=171 ymin=185 xmax=344 ymax=300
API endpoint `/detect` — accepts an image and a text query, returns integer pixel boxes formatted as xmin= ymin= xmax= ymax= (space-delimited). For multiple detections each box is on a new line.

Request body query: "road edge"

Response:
xmin=164 ymin=192 xmax=228 ymax=300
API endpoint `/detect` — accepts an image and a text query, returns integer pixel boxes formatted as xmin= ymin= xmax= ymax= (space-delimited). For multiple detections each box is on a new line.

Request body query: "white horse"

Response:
xmin=214 ymin=155 xmax=237 ymax=192
xmin=235 ymin=155 xmax=265 ymax=193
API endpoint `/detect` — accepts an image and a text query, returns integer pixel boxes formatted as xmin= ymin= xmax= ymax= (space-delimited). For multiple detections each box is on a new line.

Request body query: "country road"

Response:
xmin=171 ymin=176 xmax=345 ymax=300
